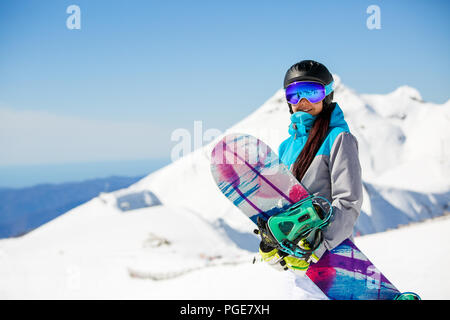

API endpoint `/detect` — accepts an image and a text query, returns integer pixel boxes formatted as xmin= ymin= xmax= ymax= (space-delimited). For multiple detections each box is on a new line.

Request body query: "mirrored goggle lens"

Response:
xmin=285 ymin=82 xmax=326 ymax=104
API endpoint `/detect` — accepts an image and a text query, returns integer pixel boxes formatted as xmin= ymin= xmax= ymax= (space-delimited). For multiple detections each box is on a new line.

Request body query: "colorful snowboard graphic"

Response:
xmin=210 ymin=133 xmax=401 ymax=300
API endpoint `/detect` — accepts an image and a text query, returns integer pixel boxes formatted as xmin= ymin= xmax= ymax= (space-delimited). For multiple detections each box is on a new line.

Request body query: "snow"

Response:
xmin=356 ymin=214 xmax=450 ymax=300
xmin=0 ymin=198 xmax=325 ymax=299
xmin=0 ymin=77 xmax=449 ymax=299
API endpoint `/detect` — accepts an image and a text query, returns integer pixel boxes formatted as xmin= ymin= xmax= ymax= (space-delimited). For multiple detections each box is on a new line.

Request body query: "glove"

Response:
xmin=258 ymin=241 xmax=310 ymax=275
xmin=254 ymin=217 xmax=320 ymax=275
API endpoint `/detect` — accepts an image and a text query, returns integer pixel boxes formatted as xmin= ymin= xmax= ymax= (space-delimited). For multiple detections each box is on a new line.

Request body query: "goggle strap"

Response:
xmin=324 ymin=81 xmax=334 ymax=96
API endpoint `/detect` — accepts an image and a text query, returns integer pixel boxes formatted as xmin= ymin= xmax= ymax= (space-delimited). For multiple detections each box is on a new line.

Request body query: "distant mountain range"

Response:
xmin=0 ymin=175 xmax=143 ymax=238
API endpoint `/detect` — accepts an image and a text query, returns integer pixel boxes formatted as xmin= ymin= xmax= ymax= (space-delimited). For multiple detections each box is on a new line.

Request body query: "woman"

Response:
xmin=259 ymin=60 xmax=363 ymax=274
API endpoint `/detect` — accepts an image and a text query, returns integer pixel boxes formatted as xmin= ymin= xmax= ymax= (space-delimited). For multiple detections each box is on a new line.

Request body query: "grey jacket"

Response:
xmin=278 ymin=103 xmax=363 ymax=259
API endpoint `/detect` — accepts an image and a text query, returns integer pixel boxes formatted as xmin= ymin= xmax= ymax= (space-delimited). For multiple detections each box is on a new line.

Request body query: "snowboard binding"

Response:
xmin=255 ymin=196 xmax=333 ymax=260
xmin=394 ymin=292 xmax=421 ymax=300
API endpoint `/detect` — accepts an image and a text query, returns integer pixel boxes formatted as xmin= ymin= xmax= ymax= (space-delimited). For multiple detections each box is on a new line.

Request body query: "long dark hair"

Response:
xmin=291 ymin=101 xmax=335 ymax=182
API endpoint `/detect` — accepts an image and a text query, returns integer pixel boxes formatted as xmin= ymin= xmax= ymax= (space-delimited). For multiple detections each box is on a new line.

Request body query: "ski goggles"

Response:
xmin=285 ymin=81 xmax=334 ymax=104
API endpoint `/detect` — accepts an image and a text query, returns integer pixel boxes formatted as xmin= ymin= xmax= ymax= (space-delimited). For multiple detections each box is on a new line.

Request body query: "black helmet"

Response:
xmin=284 ymin=60 xmax=334 ymax=114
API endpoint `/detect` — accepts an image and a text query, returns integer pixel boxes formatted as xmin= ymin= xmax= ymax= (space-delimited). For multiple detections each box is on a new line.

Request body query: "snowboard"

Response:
xmin=210 ymin=133 xmax=401 ymax=300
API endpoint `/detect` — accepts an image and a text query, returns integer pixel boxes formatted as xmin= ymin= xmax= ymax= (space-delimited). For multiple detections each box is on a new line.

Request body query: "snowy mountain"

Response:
xmin=0 ymin=76 xmax=449 ymax=299
xmin=134 ymin=74 xmax=450 ymax=236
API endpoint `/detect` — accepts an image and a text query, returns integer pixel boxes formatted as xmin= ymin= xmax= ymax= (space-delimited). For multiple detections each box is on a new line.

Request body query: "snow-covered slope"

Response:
xmin=0 ymin=196 xmax=448 ymax=299
xmin=0 ymin=197 xmax=324 ymax=299
xmin=0 ymin=76 xmax=449 ymax=299
xmin=356 ymin=213 xmax=450 ymax=300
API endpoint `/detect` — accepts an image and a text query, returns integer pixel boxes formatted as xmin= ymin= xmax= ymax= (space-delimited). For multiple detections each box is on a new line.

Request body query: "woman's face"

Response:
xmin=291 ymin=98 xmax=323 ymax=116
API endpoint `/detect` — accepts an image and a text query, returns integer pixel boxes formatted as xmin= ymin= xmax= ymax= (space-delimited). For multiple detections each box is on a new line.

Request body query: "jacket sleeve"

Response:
xmin=313 ymin=131 xmax=363 ymax=259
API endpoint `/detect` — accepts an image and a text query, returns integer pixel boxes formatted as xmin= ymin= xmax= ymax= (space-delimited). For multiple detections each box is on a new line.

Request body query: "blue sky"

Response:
xmin=0 ymin=0 xmax=449 ymax=186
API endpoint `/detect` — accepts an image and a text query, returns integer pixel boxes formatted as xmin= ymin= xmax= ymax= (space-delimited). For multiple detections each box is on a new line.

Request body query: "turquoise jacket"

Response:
xmin=278 ymin=103 xmax=363 ymax=259
xmin=279 ymin=103 xmax=350 ymax=168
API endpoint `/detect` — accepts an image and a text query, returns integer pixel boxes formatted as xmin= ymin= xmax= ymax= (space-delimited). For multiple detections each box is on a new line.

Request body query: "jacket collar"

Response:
xmin=288 ymin=111 xmax=315 ymax=137
xmin=288 ymin=103 xmax=349 ymax=138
